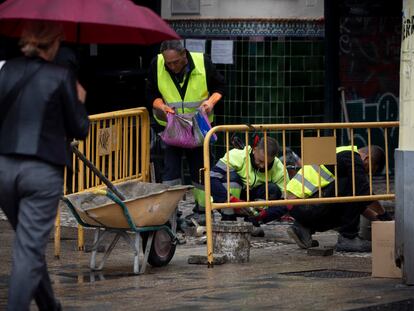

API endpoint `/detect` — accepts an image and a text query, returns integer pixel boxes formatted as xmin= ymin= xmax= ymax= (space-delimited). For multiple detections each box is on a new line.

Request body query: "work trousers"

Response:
xmin=162 ymin=143 xmax=213 ymax=212
xmin=289 ymin=178 xmax=368 ymax=238
xmin=211 ymin=169 xmax=285 ymax=220
xmin=0 ymin=155 xmax=63 ymax=311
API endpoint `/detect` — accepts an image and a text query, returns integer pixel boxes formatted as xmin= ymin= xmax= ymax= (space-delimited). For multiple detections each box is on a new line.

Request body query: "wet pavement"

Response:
xmin=1 ymin=180 xmax=414 ymax=310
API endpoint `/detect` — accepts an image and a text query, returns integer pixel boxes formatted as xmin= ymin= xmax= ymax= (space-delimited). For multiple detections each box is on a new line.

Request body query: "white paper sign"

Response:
xmin=185 ymin=39 xmax=206 ymax=53
xmin=211 ymin=40 xmax=233 ymax=64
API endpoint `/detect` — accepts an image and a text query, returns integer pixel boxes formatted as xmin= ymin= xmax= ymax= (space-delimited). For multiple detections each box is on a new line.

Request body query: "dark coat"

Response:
xmin=0 ymin=56 xmax=89 ymax=167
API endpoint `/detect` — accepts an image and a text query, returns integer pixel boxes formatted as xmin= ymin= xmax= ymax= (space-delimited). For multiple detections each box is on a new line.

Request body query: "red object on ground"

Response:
xmin=0 ymin=0 xmax=180 ymax=44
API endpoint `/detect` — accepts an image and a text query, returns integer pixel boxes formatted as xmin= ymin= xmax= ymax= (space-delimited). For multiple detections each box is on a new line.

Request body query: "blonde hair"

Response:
xmin=19 ymin=21 xmax=63 ymax=57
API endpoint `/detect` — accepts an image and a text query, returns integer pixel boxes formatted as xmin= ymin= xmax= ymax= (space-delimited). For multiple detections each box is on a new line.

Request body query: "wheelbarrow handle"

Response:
xmin=70 ymin=141 xmax=126 ymax=201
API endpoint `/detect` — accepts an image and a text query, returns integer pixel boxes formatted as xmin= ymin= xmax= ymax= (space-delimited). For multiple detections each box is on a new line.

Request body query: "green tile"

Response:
xmin=263 ymin=88 xmax=270 ymax=102
xmin=278 ymin=72 xmax=285 ymax=85
xmin=277 ymin=57 xmax=285 ymax=70
xmin=311 ymin=71 xmax=324 ymax=85
xmin=256 ymin=88 xmax=263 ymax=101
xmin=249 ymin=58 xmax=256 ymax=71
xmin=257 ymin=73 xmax=264 ymax=86
xmin=249 ymin=72 xmax=256 ymax=86
xmin=313 ymin=41 xmax=325 ymax=56
xmin=249 ymin=88 xmax=256 ymax=102
xmin=304 ymin=86 xmax=324 ymax=101
xmin=242 ymin=41 xmax=248 ymax=54
xmin=291 ymin=87 xmax=304 ymax=102
xmin=272 ymin=42 xmax=285 ymax=56
xmin=264 ymin=72 xmax=271 ymax=86
xmin=284 ymin=88 xmax=291 ymax=102
xmin=285 ymin=42 xmax=291 ymax=55
xmin=271 ymin=72 xmax=278 ymax=86
xmin=291 ymin=57 xmax=304 ymax=71
xmin=265 ymin=41 xmax=271 ymax=56
xmin=249 ymin=42 xmax=257 ymax=55
xmin=304 ymin=56 xmax=324 ymax=71
xmin=291 ymin=41 xmax=312 ymax=56
xmin=271 ymin=87 xmax=278 ymax=102
xmin=291 ymin=72 xmax=311 ymax=86
xmin=257 ymin=42 xmax=264 ymax=56
xmin=284 ymin=72 xmax=291 ymax=86
xmin=271 ymin=57 xmax=278 ymax=71
xmin=277 ymin=88 xmax=285 ymax=102
xmin=263 ymin=58 xmax=270 ymax=72
xmin=257 ymin=58 xmax=264 ymax=72
xmin=311 ymin=101 xmax=324 ymax=115
xmin=242 ymin=87 xmax=248 ymax=101
xmin=255 ymin=102 xmax=264 ymax=115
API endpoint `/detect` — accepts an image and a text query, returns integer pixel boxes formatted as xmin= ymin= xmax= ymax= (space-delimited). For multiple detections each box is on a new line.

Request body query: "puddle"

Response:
xmin=54 ymin=271 xmax=138 ymax=283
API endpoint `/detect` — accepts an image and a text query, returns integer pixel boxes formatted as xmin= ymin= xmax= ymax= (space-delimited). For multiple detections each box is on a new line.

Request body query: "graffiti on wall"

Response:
xmin=339 ymin=16 xmax=401 ymax=103
xmin=339 ymin=15 xmax=401 ymax=171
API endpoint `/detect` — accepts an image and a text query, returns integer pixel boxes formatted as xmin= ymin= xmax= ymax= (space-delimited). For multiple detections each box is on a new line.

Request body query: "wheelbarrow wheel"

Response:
xmin=142 ymin=229 xmax=176 ymax=267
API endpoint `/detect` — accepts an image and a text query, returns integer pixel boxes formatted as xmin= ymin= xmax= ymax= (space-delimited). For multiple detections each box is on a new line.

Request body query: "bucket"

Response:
xmin=212 ymin=221 xmax=253 ymax=263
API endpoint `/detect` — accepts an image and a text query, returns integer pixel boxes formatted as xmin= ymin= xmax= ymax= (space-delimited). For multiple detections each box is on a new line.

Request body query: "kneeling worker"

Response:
xmin=286 ymin=145 xmax=391 ymax=252
xmin=210 ymin=137 xmax=290 ymax=234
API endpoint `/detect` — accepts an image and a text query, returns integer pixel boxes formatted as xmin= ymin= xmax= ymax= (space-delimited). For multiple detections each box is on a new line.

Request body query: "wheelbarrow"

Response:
xmin=60 ymin=180 xmax=192 ymax=274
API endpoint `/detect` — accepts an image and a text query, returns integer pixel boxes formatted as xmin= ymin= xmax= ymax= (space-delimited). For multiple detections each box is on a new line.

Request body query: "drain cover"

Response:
xmin=346 ymin=298 xmax=414 ymax=311
xmin=281 ymin=269 xmax=370 ymax=278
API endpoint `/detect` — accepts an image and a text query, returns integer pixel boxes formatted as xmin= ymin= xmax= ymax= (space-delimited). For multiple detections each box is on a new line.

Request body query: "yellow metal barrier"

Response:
xmin=54 ymin=108 xmax=150 ymax=258
xmin=203 ymin=121 xmax=399 ymax=266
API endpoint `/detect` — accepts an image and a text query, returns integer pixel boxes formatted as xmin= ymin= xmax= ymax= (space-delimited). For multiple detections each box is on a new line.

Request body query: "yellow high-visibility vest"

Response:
xmin=287 ymin=146 xmax=358 ymax=198
xmin=217 ymin=146 xmax=288 ymax=191
xmin=154 ymin=52 xmax=211 ymax=126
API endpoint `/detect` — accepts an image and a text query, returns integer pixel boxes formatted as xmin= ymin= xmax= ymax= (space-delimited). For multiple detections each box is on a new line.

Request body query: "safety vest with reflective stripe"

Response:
xmin=217 ymin=146 xmax=288 ymax=192
xmin=155 ymin=52 xmax=211 ymax=126
xmin=287 ymin=146 xmax=358 ymax=198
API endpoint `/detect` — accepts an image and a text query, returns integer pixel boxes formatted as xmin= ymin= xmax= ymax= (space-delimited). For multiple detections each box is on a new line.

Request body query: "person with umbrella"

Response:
xmin=0 ymin=21 xmax=89 ymax=310
xmin=147 ymin=40 xmax=226 ymax=227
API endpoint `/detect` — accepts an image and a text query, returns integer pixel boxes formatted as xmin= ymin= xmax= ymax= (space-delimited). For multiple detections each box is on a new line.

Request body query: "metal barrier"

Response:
xmin=203 ymin=121 xmax=399 ymax=265
xmin=54 ymin=107 xmax=150 ymax=258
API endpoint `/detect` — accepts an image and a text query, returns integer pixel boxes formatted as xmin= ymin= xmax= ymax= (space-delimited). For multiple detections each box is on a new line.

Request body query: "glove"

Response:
xmin=254 ymin=206 xmax=288 ymax=224
xmin=230 ymin=196 xmax=244 ymax=203
xmin=229 ymin=196 xmax=249 ymax=216
xmin=255 ymin=209 xmax=268 ymax=221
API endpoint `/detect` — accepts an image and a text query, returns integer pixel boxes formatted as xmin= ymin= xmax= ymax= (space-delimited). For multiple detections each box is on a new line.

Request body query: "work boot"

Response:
xmin=335 ymin=235 xmax=371 ymax=252
xmin=251 ymin=227 xmax=265 ymax=237
xmin=287 ymin=222 xmax=313 ymax=249
xmin=221 ymin=214 xmax=237 ymax=221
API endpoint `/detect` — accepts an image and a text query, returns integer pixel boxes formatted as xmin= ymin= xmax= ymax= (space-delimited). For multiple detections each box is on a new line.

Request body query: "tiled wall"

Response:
xmin=170 ymin=19 xmax=325 ymax=155
xmin=214 ymin=36 xmax=325 ymax=126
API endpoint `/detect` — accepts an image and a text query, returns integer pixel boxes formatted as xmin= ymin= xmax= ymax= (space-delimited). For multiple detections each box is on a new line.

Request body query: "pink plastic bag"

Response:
xmin=159 ymin=113 xmax=203 ymax=148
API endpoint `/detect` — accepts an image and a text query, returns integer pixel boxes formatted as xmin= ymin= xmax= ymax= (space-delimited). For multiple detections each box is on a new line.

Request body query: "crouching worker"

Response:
xmin=210 ymin=137 xmax=289 ymax=235
xmin=286 ymin=145 xmax=390 ymax=252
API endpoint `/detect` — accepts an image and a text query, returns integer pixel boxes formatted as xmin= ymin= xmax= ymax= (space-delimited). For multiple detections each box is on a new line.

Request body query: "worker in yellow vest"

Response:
xmin=146 ymin=40 xmax=226 ymax=227
xmin=286 ymin=145 xmax=391 ymax=252
xmin=210 ymin=137 xmax=289 ymax=236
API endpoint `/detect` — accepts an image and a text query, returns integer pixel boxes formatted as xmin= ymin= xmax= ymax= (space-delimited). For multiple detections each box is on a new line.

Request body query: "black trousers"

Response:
xmin=289 ymin=202 xmax=366 ymax=238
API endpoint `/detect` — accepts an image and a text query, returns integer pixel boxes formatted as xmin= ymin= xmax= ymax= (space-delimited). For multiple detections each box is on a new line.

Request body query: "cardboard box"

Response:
xmin=372 ymin=221 xmax=402 ymax=278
